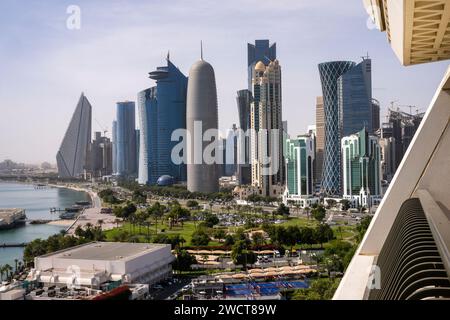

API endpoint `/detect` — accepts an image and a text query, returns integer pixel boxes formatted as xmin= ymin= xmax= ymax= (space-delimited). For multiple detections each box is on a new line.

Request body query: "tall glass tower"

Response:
xmin=116 ymin=101 xmax=137 ymax=178
xmin=319 ymin=61 xmax=356 ymax=196
xmin=338 ymin=58 xmax=373 ymax=137
xmin=138 ymin=57 xmax=188 ymax=185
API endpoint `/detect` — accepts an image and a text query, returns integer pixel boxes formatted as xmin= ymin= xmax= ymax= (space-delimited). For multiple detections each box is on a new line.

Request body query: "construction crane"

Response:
xmin=94 ymin=118 xmax=109 ymax=137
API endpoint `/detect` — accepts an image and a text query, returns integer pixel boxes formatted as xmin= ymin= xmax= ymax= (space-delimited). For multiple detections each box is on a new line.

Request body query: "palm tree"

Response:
xmin=304 ymin=207 xmax=311 ymax=220
xmin=14 ymin=259 xmax=18 ymax=273
xmin=114 ymin=218 xmax=121 ymax=228
xmin=0 ymin=265 xmax=5 ymax=281
xmin=3 ymin=264 xmax=12 ymax=281
xmin=97 ymin=219 xmax=104 ymax=229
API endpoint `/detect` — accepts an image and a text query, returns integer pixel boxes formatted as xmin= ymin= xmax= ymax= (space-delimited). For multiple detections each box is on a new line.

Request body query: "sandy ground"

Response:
xmin=48 ymin=219 xmax=76 ymax=227
xmin=66 ymin=208 xmax=118 ymax=235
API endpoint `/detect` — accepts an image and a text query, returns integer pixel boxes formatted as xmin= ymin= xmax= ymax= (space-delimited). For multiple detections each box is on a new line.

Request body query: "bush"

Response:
xmin=191 ymin=229 xmax=210 ymax=246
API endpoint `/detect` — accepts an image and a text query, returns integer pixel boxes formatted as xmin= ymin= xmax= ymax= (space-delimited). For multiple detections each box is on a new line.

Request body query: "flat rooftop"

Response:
xmin=39 ymin=242 xmax=170 ymax=261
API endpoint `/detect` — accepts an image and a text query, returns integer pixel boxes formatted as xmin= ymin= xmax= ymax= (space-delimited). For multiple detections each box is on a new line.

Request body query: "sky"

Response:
xmin=0 ymin=0 xmax=448 ymax=164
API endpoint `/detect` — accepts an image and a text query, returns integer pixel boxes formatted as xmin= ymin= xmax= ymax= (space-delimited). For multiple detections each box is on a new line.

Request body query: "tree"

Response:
xmin=291 ymin=278 xmax=340 ymax=300
xmin=285 ymin=226 xmax=301 ymax=252
xmin=355 ymin=216 xmax=373 ymax=242
xmin=340 ymin=199 xmax=351 ymax=211
xmin=252 ymin=232 xmax=266 ymax=246
xmin=186 ymin=200 xmax=199 ymax=209
xmin=326 ymin=199 xmax=337 ymax=209
xmin=224 ymin=234 xmax=235 ymax=246
xmin=276 ymin=203 xmax=290 ymax=216
xmin=314 ymin=223 xmax=335 ymax=247
xmin=304 ymin=207 xmax=311 ymax=220
xmin=204 ymin=213 xmax=219 ymax=228
xmin=132 ymin=190 xmax=147 ymax=205
xmin=172 ymin=250 xmax=197 ymax=272
xmin=191 ymin=229 xmax=210 ymax=246
xmin=213 ymin=229 xmax=227 ymax=243
xmin=311 ymin=205 xmax=326 ymax=222
xmin=147 ymin=202 xmax=166 ymax=235
xmin=231 ymin=240 xmax=256 ymax=270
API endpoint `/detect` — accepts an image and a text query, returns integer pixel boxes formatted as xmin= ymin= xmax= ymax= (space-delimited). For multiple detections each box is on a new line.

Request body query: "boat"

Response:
xmin=75 ymin=201 xmax=91 ymax=207
xmin=59 ymin=211 xmax=77 ymax=220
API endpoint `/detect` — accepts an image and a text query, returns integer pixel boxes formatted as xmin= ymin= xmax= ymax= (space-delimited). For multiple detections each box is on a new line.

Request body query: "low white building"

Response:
xmin=28 ymin=242 xmax=175 ymax=289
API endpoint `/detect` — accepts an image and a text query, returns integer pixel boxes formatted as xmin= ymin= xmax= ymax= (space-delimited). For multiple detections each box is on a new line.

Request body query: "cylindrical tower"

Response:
xmin=186 ymin=59 xmax=219 ymax=193
xmin=318 ymin=61 xmax=355 ymax=196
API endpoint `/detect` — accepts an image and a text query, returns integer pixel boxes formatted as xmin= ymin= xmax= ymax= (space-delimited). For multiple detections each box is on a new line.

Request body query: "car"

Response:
xmin=153 ymin=285 xmax=163 ymax=290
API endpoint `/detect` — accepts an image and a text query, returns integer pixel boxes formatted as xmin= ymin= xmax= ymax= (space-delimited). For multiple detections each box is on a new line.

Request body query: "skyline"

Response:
xmin=0 ymin=0 xmax=449 ymax=164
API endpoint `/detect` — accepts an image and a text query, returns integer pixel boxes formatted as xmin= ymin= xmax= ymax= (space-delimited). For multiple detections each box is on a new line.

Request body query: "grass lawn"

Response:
xmin=105 ymin=221 xmax=221 ymax=246
xmin=280 ymin=216 xmax=319 ymax=228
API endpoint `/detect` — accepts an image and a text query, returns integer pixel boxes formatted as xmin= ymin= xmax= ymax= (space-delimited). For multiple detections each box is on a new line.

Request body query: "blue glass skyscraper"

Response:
xmin=338 ymin=58 xmax=373 ymax=137
xmin=319 ymin=61 xmax=356 ymax=196
xmin=116 ymin=101 xmax=137 ymax=178
xmin=138 ymin=57 xmax=188 ymax=185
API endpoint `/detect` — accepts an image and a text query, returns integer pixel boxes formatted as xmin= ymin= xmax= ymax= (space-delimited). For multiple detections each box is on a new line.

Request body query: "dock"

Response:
xmin=0 ymin=243 xmax=28 ymax=248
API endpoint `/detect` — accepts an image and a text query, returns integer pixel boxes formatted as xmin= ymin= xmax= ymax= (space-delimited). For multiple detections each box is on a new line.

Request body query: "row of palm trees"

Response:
xmin=0 ymin=259 xmax=24 ymax=282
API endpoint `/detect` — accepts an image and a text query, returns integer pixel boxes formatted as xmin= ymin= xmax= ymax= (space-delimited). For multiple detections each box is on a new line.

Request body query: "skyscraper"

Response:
xmin=186 ymin=57 xmax=220 ymax=194
xmin=90 ymin=131 xmax=112 ymax=177
xmin=342 ymin=127 xmax=382 ymax=208
xmin=338 ymin=58 xmax=373 ymax=136
xmin=138 ymin=57 xmax=188 ymax=185
xmin=56 ymin=93 xmax=92 ymax=179
xmin=112 ymin=120 xmax=117 ymax=174
xmin=236 ymin=89 xmax=252 ymax=185
xmin=284 ymin=134 xmax=316 ymax=201
xmin=250 ymin=60 xmax=284 ymax=197
xmin=319 ymin=61 xmax=356 ymax=196
xmin=116 ymin=101 xmax=137 ymax=178
xmin=247 ymin=40 xmax=276 ymax=91
xmin=315 ymin=96 xmax=325 ymax=188
xmin=371 ymin=98 xmax=381 ymax=133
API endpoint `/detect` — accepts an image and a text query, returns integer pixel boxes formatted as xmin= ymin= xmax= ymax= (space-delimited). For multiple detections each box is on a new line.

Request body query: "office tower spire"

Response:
xmin=56 ymin=93 xmax=92 ymax=178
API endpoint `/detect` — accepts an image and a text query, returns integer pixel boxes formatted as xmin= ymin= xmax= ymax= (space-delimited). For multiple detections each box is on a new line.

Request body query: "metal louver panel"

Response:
xmin=369 ymin=198 xmax=450 ymax=300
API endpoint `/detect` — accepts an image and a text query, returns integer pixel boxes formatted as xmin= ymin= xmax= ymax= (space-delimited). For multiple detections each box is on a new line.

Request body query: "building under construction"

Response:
xmin=377 ymin=107 xmax=425 ymax=178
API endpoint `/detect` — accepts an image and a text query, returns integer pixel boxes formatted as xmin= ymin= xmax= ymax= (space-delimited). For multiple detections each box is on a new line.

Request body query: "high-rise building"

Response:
xmin=315 ymin=96 xmax=325 ymax=188
xmin=138 ymin=57 xmax=188 ymax=185
xmin=283 ymin=133 xmax=316 ymax=204
xmin=112 ymin=121 xmax=118 ymax=175
xmin=379 ymin=136 xmax=396 ymax=182
xmin=338 ymin=58 xmax=373 ymax=136
xmin=224 ymin=124 xmax=238 ymax=177
xmin=236 ymin=89 xmax=252 ymax=185
xmin=342 ymin=127 xmax=382 ymax=208
xmin=250 ymin=60 xmax=284 ymax=197
xmin=90 ymin=132 xmax=112 ymax=178
xmin=56 ymin=93 xmax=92 ymax=179
xmin=116 ymin=101 xmax=137 ymax=178
xmin=186 ymin=58 xmax=220 ymax=194
xmin=318 ymin=61 xmax=356 ymax=196
xmin=385 ymin=108 xmax=425 ymax=170
xmin=247 ymin=40 xmax=276 ymax=91
xmin=371 ymin=98 xmax=381 ymax=133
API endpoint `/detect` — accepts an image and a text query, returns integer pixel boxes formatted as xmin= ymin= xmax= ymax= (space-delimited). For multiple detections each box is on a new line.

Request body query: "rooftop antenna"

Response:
xmin=200 ymin=40 xmax=204 ymax=60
